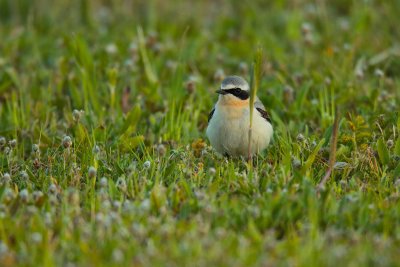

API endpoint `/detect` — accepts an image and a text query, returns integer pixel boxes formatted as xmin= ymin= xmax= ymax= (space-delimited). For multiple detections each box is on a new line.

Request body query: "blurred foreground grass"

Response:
xmin=1 ymin=0 xmax=400 ymax=266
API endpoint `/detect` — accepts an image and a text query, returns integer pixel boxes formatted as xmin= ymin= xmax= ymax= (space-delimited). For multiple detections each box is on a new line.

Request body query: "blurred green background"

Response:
xmin=1 ymin=1 xmax=400 ymax=266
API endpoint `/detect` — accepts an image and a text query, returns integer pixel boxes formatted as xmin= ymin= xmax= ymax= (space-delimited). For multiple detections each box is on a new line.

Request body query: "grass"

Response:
xmin=1 ymin=0 xmax=400 ymax=266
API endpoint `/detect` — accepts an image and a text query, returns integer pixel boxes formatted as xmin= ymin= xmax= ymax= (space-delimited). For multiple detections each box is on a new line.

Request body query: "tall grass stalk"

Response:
xmin=248 ymin=48 xmax=263 ymax=162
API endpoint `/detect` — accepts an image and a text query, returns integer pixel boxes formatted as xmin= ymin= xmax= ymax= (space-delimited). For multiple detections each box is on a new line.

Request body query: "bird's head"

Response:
xmin=216 ymin=76 xmax=250 ymax=106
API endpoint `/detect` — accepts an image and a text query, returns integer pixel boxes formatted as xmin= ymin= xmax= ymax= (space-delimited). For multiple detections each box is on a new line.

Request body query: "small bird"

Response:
xmin=206 ymin=75 xmax=273 ymax=157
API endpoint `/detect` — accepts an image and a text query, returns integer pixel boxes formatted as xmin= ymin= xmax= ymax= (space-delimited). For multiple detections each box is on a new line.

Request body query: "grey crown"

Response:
xmin=221 ymin=76 xmax=249 ymax=90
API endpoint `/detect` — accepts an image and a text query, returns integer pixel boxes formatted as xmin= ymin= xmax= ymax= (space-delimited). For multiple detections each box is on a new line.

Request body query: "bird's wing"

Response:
xmin=208 ymin=107 xmax=215 ymax=122
xmin=254 ymin=98 xmax=271 ymax=123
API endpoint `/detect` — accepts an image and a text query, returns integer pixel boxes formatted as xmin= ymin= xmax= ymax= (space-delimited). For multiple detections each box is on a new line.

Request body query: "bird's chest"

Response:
xmin=218 ymin=104 xmax=249 ymax=121
xmin=212 ymin=106 xmax=250 ymax=140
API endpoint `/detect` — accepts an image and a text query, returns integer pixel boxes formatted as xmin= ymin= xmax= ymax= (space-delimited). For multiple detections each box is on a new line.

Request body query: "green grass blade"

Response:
xmin=394 ymin=138 xmax=400 ymax=156
xmin=248 ymin=47 xmax=263 ymax=160
xmin=377 ymin=137 xmax=390 ymax=165
xmin=137 ymin=26 xmax=158 ymax=85
xmin=302 ymin=138 xmax=325 ymax=174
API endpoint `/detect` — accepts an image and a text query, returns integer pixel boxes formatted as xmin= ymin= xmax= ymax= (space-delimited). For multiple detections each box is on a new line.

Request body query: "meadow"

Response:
xmin=1 ymin=0 xmax=400 ymax=266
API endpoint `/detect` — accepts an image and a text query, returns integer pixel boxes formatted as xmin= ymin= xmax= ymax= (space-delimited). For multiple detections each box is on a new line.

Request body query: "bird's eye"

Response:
xmin=231 ymin=88 xmax=241 ymax=95
xmin=226 ymin=88 xmax=249 ymax=100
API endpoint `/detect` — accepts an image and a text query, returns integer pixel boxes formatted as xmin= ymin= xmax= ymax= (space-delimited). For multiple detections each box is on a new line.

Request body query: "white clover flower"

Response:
xmin=292 ymin=157 xmax=301 ymax=169
xmin=3 ymin=188 xmax=14 ymax=202
xmin=101 ymin=200 xmax=111 ymax=210
xmin=122 ymin=200 xmax=133 ymax=212
xmin=334 ymin=162 xmax=349 ymax=170
xmin=387 ymin=139 xmax=394 ymax=149
xmin=44 ymin=212 xmax=52 ymax=226
xmin=296 ymin=133 xmax=305 ymax=142
xmin=116 ymin=176 xmax=127 ymax=192
xmin=112 ymin=249 xmax=124 ymax=263
xmin=301 ymin=22 xmax=312 ymax=34
xmin=3 ymin=147 xmax=10 ymax=155
xmin=165 ymin=60 xmax=177 ymax=71
xmin=2 ymin=173 xmax=11 ymax=184
xmin=20 ymin=171 xmax=29 ymax=181
xmin=374 ymin=68 xmax=384 ymax=77
xmin=9 ymin=139 xmax=17 ymax=148
xmin=19 ymin=189 xmax=29 ymax=203
xmin=26 ymin=205 xmax=38 ymax=216
xmin=129 ymin=41 xmax=138 ymax=52
xmin=113 ymin=201 xmax=121 ymax=210
xmin=100 ymin=177 xmax=108 ymax=188
xmin=49 ymin=195 xmax=58 ymax=205
xmin=0 ymin=137 xmax=6 ymax=147
xmin=355 ymin=69 xmax=364 ymax=79
xmin=208 ymin=167 xmax=216 ymax=176
xmin=213 ymin=68 xmax=225 ymax=82
xmin=185 ymin=75 xmax=197 ymax=93
xmin=92 ymin=145 xmax=100 ymax=155
xmin=88 ymin=166 xmax=97 ymax=178
xmin=32 ymin=190 xmax=44 ymax=203
xmin=156 ymin=144 xmax=166 ymax=156
xmin=324 ymin=77 xmax=332 ymax=85
xmin=62 ymin=135 xmax=72 ymax=148
xmin=140 ymin=199 xmax=151 ymax=212
xmin=68 ymin=190 xmax=80 ymax=206
xmin=0 ymin=241 xmax=8 ymax=256
xmin=132 ymin=223 xmax=147 ymax=238
xmin=32 ymin=144 xmax=40 ymax=153
xmin=31 ymin=232 xmax=42 ymax=244
xmin=143 ymin=160 xmax=151 ymax=169
xmin=106 ymin=43 xmax=118 ymax=54
xmin=48 ymin=183 xmax=57 ymax=195
xmin=238 ymin=62 xmax=248 ymax=75
xmin=72 ymin=109 xmax=83 ymax=122
xmin=95 ymin=212 xmax=105 ymax=224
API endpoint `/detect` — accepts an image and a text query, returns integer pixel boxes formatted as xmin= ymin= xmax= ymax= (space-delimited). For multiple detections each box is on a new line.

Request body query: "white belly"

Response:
xmin=206 ymin=106 xmax=273 ymax=157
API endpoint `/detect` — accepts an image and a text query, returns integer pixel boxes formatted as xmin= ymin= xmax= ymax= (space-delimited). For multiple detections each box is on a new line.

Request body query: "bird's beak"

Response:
xmin=216 ymin=89 xmax=227 ymax=95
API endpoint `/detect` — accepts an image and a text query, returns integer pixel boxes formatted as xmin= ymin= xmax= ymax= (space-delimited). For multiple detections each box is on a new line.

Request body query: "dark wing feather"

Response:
xmin=208 ymin=108 xmax=215 ymax=122
xmin=256 ymin=107 xmax=272 ymax=123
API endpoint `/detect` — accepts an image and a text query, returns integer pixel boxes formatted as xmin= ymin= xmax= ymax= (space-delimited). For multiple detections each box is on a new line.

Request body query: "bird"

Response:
xmin=206 ymin=75 xmax=273 ymax=157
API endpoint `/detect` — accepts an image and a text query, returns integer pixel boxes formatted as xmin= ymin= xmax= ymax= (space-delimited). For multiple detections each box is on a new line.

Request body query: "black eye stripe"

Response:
xmin=225 ymin=88 xmax=249 ymax=100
